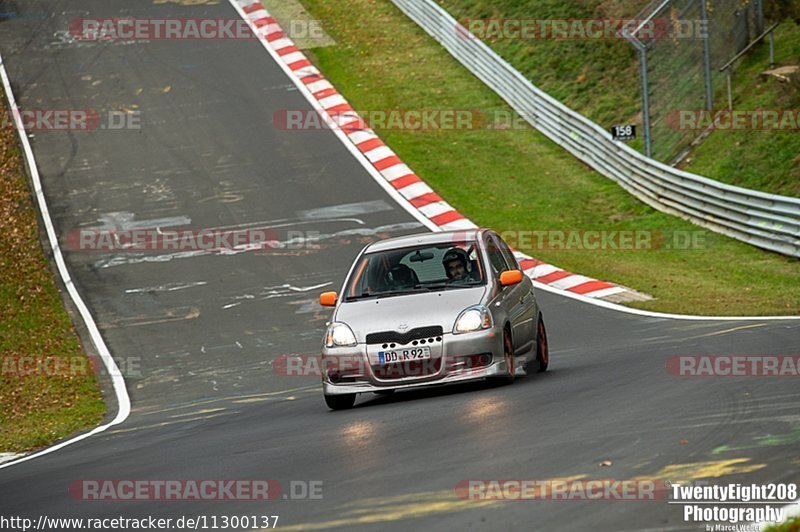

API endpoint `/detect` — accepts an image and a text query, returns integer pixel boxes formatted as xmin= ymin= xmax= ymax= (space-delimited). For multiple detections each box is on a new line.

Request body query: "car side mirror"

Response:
xmin=499 ymin=270 xmax=523 ymax=286
xmin=319 ymin=291 xmax=338 ymax=307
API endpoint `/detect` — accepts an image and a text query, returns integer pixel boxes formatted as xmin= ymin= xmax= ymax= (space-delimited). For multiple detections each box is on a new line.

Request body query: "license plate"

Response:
xmin=378 ymin=347 xmax=431 ymax=365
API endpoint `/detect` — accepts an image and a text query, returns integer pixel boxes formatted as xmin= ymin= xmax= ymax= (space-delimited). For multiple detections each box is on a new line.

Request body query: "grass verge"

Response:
xmin=766 ymin=517 xmax=800 ymax=532
xmin=279 ymin=0 xmax=799 ymax=315
xmin=680 ymin=20 xmax=800 ymax=196
xmin=0 ymin=95 xmax=105 ymax=453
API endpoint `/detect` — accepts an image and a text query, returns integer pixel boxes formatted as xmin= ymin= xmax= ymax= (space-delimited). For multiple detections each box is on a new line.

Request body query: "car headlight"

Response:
xmin=453 ymin=306 xmax=493 ymax=334
xmin=325 ymin=322 xmax=357 ymax=347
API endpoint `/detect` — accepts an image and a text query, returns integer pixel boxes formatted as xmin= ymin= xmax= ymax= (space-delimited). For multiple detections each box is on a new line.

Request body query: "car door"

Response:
xmin=485 ymin=234 xmax=528 ymax=354
xmin=495 ymin=234 xmax=536 ymax=353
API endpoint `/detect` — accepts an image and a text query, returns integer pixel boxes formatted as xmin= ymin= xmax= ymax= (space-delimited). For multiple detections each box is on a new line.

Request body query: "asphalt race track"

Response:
xmin=1 ymin=1 xmax=799 ymax=531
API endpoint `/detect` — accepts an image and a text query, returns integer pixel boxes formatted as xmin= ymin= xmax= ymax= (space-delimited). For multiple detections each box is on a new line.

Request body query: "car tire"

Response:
xmin=324 ymin=393 xmax=356 ymax=410
xmin=525 ymin=314 xmax=550 ymax=374
xmin=500 ymin=327 xmax=515 ymax=384
xmin=534 ymin=315 xmax=549 ymax=373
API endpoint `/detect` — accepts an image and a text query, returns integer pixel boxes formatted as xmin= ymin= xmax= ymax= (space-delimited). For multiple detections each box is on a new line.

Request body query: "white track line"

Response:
xmin=532 ymin=280 xmax=800 ymax=321
xmin=0 ymin=54 xmax=131 ymax=470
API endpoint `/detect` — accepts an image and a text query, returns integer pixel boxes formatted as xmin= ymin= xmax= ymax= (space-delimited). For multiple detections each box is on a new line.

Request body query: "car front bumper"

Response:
xmin=321 ymin=326 xmax=511 ymax=395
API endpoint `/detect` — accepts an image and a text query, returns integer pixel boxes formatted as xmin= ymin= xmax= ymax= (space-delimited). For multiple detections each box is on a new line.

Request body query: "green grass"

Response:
xmin=681 ymin=20 xmax=800 ymax=196
xmin=765 ymin=517 xmax=800 ymax=532
xmin=0 ymin=96 xmax=105 ymax=452
xmin=435 ymin=0 xmax=800 ymax=194
xmin=285 ymin=0 xmax=799 ymax=315
xmin=436 ymin=0 xmax=647 ymax=126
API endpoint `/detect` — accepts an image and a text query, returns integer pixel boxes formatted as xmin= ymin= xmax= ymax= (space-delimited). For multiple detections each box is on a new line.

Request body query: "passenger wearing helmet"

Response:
xmin=442 ymin=247 xmax=474 ymax=283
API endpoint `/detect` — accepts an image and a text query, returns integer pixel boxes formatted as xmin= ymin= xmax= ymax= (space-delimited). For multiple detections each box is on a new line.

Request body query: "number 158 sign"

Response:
xmin=611 ymin=125 xmax=636 ymax=141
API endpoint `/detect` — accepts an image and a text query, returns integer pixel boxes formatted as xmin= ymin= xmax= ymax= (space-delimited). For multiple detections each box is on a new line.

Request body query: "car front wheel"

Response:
xmin=500 ymin=327 xmax=515 ymax=384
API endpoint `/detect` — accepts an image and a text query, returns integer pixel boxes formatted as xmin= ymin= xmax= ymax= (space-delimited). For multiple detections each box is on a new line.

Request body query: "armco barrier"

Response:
xmin=391 ymin=0 xmax=800 ymax=258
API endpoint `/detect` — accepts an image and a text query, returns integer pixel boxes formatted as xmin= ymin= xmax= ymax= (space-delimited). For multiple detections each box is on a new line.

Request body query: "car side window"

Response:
xmin=496 ymin=235 xmax=519 ymax=270
xmin=485 ymin=235 xmax=511 ymax=276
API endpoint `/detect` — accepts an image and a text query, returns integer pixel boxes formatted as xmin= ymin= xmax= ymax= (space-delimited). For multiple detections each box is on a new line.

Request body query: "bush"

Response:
xmin=764 ymin=0 xmax=800 ymax=24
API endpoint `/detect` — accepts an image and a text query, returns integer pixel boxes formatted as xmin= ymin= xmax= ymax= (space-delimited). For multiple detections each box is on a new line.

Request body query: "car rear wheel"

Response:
xmin=535 ymin=315 xmax=549 ymax=373
xmin=324 ymin=393 xmax=356 ymax=410
xmin=525 ymin=314 xmax=549 ymax=374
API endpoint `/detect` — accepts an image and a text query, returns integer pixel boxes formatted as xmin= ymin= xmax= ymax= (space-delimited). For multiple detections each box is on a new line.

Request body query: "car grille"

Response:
xmin=365 ymin=326 xmax=443 ymax=345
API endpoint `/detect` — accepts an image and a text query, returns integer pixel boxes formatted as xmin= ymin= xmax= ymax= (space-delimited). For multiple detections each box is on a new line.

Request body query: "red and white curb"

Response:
xmin=232 ymin=0 xmax=641 ymax=303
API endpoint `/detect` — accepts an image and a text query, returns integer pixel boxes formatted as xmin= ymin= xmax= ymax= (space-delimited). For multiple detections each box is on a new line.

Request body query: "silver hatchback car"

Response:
xmin=318 ymin=229 xmax=549 ymax=409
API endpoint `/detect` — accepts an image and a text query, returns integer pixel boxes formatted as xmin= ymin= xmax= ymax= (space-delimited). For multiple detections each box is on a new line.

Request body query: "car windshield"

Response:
xmin=343 ymin=241 xmax=485 ymax=301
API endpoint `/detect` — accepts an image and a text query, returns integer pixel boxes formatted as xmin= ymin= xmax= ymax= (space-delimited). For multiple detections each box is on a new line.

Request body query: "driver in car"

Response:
xmin=442 ymin=248 xmax=477 ymax=284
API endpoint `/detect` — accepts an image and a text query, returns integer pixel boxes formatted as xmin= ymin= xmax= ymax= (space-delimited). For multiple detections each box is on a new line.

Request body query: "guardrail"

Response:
xmin=390 ymin=0 xmax=800 ymax=258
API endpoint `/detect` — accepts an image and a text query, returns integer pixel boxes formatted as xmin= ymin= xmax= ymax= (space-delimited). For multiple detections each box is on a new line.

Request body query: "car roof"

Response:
xmin=364 ymin=229 xmax=486 ymax=253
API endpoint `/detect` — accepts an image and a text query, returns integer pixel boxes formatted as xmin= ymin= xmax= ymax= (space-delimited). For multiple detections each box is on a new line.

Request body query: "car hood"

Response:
xmin=335 ymin=286 xmax=487 ymax=342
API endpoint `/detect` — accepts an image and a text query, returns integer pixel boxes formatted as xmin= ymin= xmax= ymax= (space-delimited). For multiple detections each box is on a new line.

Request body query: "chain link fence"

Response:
xmin=624 ymin=0 xmax=766 ymax=162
